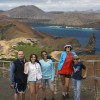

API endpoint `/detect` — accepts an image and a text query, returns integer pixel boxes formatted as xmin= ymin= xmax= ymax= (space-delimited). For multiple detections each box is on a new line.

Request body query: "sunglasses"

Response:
xmin=66 ymin=46 xmax=71 ymax=48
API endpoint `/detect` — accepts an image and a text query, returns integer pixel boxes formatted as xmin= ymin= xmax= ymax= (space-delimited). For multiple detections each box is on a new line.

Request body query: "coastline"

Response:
xmin=65 ymin=26 xmax=94 ymax=30
xmin=47 ymin=25 xmax=95 ymax=30
xmin=32 ymin=25 xmax=99 ymax=55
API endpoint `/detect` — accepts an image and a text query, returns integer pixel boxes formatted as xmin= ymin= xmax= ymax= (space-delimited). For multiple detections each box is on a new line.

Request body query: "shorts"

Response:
xmin=42 ymin=79 xmax=54 ymax=89
xmin=28 ymin=80 xmax=41 ymax=84
xmin=14 ymin=83 xmax=27 ymax=94
xmin=60 ymin=74 xmax=71 ymax=78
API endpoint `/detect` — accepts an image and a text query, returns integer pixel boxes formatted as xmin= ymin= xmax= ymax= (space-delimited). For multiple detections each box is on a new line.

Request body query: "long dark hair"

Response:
xmin=30 ymin=54 xmax=40 ymax=65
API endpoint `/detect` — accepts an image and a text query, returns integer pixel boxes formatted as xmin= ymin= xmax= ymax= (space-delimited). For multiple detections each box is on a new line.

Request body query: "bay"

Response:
xmin=33 ymin=26 xmax=100 ymax=55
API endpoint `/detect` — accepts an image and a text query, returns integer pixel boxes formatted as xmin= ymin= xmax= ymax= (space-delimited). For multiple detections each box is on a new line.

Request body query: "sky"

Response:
xmin=0 ymin=0 xmax=100 ymax=11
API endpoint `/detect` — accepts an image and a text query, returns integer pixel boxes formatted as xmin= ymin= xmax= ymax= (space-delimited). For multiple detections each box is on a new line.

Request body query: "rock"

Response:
xmin=86 ymin=33 xmax=96 ymax=50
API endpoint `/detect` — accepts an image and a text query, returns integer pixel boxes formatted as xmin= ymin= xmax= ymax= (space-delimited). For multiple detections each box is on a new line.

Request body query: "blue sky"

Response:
xmin=0 ymin=0 xmax=100 ymax=11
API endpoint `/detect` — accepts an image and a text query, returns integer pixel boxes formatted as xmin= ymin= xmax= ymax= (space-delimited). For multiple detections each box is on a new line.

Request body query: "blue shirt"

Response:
xmin=10 ymin=62 xmax=15 ymax=84
xmin=72 ymin=63 xmax=86 ymax=80
xmin=58 ymin=51 xmax=77 ymax=71
xmin=39 ymin=59 xmax=54 ymax=80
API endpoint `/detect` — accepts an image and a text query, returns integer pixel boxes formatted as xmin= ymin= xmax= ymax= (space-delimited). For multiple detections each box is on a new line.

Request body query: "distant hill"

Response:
xmin=0 ymin=20 xmax=45 ymax=40
xmin=1 ymin=5 xmax=50 ymax=19
xmin=48 ymin=11 xmax=65 ymax=14
xmin=1 ymin=5 xmax=100 ymax=27
xmin=48 ymin=12 xmax=100 ymax=26
xmin=0 ymin=10 xmax=4 ymax=13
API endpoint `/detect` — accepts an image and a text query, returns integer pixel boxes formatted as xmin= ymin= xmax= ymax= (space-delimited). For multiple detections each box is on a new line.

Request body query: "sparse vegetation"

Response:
xmin=13 ymin=44 xmax=52 ymax=60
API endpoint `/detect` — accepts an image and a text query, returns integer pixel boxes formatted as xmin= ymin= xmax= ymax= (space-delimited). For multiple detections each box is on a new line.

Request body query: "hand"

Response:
xmin=27 ymin=84 xmax=29 ymax=89
xmin=25 ymin=62 xmax=29 ymax=66
xmin=39 ymin=83 xmax=43 ymax=88
xmin=10 ymin=84 xmax=14 ymax=89
xmin=24 ymin=62 xmax=29 ymax=74
xmin=51 ymin=80 xmax=54 ymax=83
xmin=82 ymin=75 xmax=87 ymax=79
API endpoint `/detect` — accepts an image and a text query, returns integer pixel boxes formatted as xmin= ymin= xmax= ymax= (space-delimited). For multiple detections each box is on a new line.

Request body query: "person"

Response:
xmin=24 ymin=54 xmax=42 ymax=100
xmin=10 ymin=50 xmax=27 ymax=100
xmin=58 ymin=44 xmax=77 ymax=100
xmin=39 ymin=51 xmax=55 ymax=100
xmin=72 ymin=56 xmax=87 ymax=100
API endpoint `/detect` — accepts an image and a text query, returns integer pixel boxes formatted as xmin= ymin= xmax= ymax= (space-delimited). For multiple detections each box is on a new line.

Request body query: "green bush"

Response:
xmin=13 ymin=44 xmax=52 ymax=60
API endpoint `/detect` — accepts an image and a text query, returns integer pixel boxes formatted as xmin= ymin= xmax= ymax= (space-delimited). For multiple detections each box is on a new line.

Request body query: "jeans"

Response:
xmin=72 ymin=79 xmax=81 ymax=100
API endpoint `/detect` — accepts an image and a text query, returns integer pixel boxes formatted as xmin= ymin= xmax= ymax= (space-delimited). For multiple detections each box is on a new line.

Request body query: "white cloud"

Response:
xmin=0 ymin=0 xmax=100 ymax=11
xmin=34 ymin=0 xmax=100 ymax=11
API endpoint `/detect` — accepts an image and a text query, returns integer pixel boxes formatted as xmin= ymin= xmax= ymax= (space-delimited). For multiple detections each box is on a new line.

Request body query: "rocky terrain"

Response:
xmin=0 ymin=11 xmax=98 ymax=60
xmin=0 ymin=20 xmax=85 ymax=59
xmin=0 ymin=37 xmax=39 ymax=59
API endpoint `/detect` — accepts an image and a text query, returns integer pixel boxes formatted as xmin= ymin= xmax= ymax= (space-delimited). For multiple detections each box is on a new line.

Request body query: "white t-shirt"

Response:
xmin=25 ymin=62 xmax=42 ymax=82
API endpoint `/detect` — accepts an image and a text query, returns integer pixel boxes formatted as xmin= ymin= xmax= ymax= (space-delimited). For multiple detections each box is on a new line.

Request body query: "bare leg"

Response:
xmin=35 ymin=83 xmax=40 ymax=100
xmin=42 ymin=87 xmax=46 ymax=99
xmin=22 ymin=93 xmax=25 ymax=100
xmin=50 ymin=87 xmax=55 ymax=99
xmin=60 ymin=75 xmax=66 ymax=96
xmin=29 ymin=83 xmax=36 ymax=100
xmin=65 ymin=78 xmax=70 ymax=93
xmin=14 ymin=93 xmax=19 ymax=100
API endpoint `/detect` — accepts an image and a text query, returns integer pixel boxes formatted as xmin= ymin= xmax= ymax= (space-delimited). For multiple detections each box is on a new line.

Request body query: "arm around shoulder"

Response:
xmin=24 ymin=62 xmax=29 ymax=74
xmin=51 ymin=60 xmax=55 ymax=81
xmin=82 ymin=66 xmax=88 ymax=79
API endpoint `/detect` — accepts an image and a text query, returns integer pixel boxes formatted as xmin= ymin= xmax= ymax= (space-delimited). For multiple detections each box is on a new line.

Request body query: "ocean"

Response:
xmin=33 ymin=26 xmax=100 ymax=55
